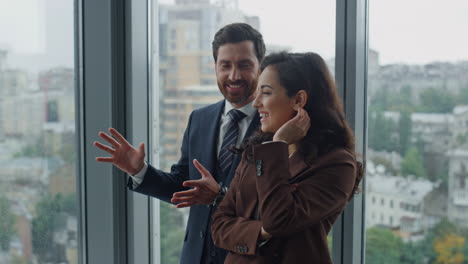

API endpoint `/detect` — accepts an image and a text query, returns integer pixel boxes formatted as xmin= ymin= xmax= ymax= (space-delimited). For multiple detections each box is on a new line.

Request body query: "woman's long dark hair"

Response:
xmin=241 ymin=52 xmax=364 ymax=194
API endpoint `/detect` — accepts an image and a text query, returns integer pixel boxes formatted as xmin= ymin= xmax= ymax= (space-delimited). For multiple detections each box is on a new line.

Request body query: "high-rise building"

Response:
xmin=158 ymin=0 xmax=260 ymax=170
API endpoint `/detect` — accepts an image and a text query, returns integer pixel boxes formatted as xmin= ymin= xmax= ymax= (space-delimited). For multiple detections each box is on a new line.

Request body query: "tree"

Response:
xmin=434 ymin=234 xmax=464 ymax=264
xmin=0 ymin=196 xmax=16 ymax=251
xmin=398 ymin=110 xmax=412 ymax=156
xmin=400 ymin=241 xmax=429 ymax=264
xmin=365 ymin=227 xmax=403 ymax=264
xmin=160 ymin=202 xmax=185 ymax=264
xmin=368 ymin=109 xmax=398 ymax=152
xmin=419 ymin=88 xmax=456 ymax=113
xmin=419 ymin=218 xmax=458 ymax=263
xmin=456 ymin=87 xmax=468 ymax=106
xmin=401 ymin=147 xmax=426 ymax=178
xmin=32 ymin=193 xmax=75 ymax=263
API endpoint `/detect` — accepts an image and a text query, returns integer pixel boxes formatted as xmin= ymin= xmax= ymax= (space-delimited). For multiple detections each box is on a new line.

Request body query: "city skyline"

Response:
xmin=1 ymin=0 xmax=468 ymax=70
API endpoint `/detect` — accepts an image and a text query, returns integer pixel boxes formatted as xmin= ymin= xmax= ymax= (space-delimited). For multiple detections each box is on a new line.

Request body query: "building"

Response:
xmin=365 ymin=161 xmax=437 ymax=241
xmin=160 ymin=84 xmax=221 ymax=170
xmin=447 ymin=149 xmax=468 ymax=228
xmin=158 ymin=0 xmax=260 ymax=169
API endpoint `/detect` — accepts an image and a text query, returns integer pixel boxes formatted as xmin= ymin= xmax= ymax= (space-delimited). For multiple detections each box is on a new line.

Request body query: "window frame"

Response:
xmin=77 ymin=0 xmax=370 ymax=263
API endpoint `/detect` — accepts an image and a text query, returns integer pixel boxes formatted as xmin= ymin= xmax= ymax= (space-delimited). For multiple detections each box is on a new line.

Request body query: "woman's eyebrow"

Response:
xmin=260 ymin=84 xmax=273 ymax=89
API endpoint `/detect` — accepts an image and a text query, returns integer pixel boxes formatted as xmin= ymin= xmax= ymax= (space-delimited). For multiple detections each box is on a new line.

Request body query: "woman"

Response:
xmin=210 ymin=52 xmax=364 ymax=263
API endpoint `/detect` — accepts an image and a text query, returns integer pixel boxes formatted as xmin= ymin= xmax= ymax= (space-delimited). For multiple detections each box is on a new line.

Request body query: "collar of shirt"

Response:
xmin=223 ymin=99 xmax=257 ymax=119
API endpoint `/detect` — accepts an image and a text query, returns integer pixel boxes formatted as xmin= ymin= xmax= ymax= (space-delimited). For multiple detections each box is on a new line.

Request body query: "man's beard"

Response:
xmin=219 ymin=80 xmax=256 ymax=105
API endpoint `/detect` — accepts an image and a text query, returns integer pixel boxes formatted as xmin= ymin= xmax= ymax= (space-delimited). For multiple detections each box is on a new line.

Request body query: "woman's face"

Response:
xmin=253 ymin=66 xmax=297 ymax=133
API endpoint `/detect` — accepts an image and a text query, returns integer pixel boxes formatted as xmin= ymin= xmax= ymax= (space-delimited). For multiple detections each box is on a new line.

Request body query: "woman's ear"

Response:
xmin=295 ymin=90 xmax=308 ymax=108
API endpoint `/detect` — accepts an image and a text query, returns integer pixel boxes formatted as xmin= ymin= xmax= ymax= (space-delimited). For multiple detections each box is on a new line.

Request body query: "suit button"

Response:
xmin=200 ymin=231 xmax=204 ymax=239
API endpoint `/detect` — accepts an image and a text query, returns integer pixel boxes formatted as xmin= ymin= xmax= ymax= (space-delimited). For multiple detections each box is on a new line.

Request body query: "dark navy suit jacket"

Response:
xmin=128 ymin=100 xmax=260 ymax=264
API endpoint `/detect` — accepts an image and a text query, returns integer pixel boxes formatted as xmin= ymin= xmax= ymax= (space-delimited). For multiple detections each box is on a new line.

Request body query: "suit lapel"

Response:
xmin=201 ymin=100 xmax=225 ymax=177
xmin=244 ymin=112 xmax=260 ymax=142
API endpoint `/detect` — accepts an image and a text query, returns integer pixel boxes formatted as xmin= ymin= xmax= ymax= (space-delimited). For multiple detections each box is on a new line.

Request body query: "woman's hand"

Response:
xmin=260 ymin=227 xmax=272 ymax=240
xmin=273 ymin=107 xmax=311 ymax=144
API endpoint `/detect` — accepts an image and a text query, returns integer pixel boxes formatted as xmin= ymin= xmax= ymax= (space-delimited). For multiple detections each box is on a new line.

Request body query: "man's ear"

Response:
xmin=295 ymin=90 xmax=308 ymax=108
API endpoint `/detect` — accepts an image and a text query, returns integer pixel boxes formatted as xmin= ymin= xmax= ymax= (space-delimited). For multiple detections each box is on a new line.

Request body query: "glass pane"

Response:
xmin=151 ymin=0 xmax=335 ymax=263
xmin=366 ymin=1 xmax=468 ymax=263
xmin=0 ymin=0 xmax=79 ymax=263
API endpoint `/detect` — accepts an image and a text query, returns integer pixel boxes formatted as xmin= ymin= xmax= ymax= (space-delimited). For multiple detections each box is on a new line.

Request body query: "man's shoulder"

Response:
xmin=191 ymin=100 xmax=224 ymax=117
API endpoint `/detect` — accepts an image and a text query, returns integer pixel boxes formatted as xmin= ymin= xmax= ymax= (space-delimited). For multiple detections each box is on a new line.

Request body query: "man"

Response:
xmin=94 ymin=23 xmax=265 ymax=264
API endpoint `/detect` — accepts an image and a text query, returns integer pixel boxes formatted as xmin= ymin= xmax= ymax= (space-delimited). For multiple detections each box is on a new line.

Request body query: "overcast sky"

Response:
xmin=238 ymin=0 xmax=468 ymax=64
xmin=1 ymin=0 xmax=467 ymax=66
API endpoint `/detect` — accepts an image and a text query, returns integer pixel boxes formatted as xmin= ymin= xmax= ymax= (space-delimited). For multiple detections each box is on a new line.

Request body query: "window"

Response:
xmin=152 ymin=0 xmax=335 ymax=263
xmin=0 ymin=1 xmax=79 ymax=263
xmin=366 ymin=0 xmax=468 ymax=262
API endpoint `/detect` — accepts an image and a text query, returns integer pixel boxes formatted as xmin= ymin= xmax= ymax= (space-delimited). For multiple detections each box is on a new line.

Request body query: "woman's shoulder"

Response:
xmin=313 ymin=148 xmax=356 ymax=168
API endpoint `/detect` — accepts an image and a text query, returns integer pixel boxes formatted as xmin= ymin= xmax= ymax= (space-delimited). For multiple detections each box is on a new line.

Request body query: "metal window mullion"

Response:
xmin=81 ymin=0 xmax=129 ymax=262
xmin=125 ymin=0 xmax=151 ymax=263
xmin=333 ymin=0 xmax=368 ymax=263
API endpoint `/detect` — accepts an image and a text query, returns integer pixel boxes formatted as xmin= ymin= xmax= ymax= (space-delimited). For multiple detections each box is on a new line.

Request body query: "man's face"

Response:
xmin=215 ymin=40 xmax=260 ymax=108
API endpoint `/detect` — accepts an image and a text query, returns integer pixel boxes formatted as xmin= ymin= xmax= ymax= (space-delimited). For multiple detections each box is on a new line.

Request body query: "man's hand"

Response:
xmin=94 ymin=128 xmax=146 ymax=175
xmin=171 ymin=159 xmax=220 ymax=208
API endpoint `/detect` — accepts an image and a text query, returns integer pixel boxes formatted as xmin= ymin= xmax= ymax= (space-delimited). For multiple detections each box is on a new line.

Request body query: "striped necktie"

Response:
xmin=218 ymin=109 xmax=247 ymax=175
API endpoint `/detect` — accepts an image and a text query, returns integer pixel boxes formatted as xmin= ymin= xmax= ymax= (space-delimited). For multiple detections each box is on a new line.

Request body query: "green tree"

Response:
xmin=160 ymin=202 xmax=185 ymax=264
xmin=13 ymin=138 xmax=45 ymax=158
xmin=368 ymin=110 xmax=398 ymax=152
xmin=398 ymin=110 xmax=412 ymax=156
xmin=418 ymin=218 xmax=458 ymax=263
xmin=401 ymin=147 xmax=426 ymax=178
xmin=365 ymin=227 xmax=403 ymax=264
xmin=32 ymin=193 xmax=75 ymax=263
xmin=456 ymin=87 xmax=468 ymax=106
xmin=419 ymin=88 xmax=456 ymax=113
xmin=386 ymin=85 xmax=415 ymax=112
xmin=400 ymin=241 xmax=428 ymax=264
xmin=0 ymin=196 xmax=16 ymax=251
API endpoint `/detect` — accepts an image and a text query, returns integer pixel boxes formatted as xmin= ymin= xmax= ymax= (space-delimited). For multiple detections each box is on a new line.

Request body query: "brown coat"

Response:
xmin=211 ymin=141 xmax=358 ymax=264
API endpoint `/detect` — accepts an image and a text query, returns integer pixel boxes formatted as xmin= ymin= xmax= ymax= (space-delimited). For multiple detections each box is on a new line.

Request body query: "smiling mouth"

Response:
xmin=225 ymin=82 xmax=246 ymax=92
xmin=259 ymin=112 xmax=269 ymax=122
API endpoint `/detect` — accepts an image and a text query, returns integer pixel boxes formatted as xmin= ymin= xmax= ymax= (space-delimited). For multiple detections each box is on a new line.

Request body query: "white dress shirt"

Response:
xmin=129 ymin=100 xmax=257 ymax=189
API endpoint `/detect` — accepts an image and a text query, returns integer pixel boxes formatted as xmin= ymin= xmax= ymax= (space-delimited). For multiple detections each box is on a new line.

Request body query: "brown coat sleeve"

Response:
xmin=254 ymin=141 xmax=356 ymax=237
xmin=211 ymin=158 xmax=263 ymax=256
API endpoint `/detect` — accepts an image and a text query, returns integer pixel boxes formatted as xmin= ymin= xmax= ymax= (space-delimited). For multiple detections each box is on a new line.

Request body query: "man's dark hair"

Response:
xmin=212 ymin=23 xmax=266 ymax=62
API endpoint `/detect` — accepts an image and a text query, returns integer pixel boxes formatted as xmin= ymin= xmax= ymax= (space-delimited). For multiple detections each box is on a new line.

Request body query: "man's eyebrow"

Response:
xmin=218 ymin=60 xmax=231 ymax=64
xmin=238 ymin=59 xmax=254 ymax=64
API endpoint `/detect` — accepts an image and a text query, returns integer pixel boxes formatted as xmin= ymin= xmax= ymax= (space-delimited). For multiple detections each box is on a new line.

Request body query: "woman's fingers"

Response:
xmin=98 ymin=131 xmax=121 ymax=148
xmin=94 ymin=141 xmax=115 ymax=154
